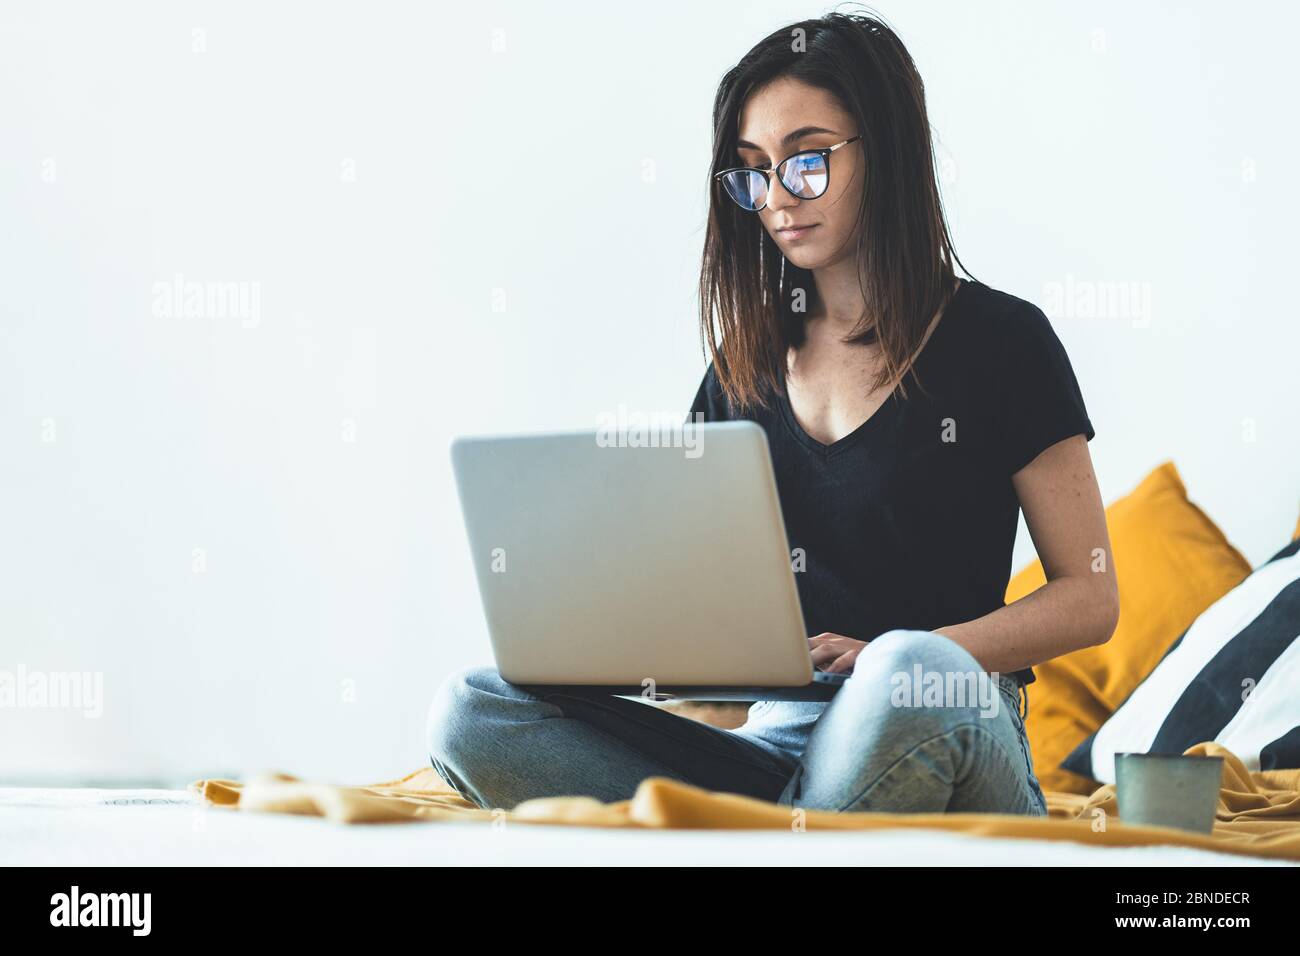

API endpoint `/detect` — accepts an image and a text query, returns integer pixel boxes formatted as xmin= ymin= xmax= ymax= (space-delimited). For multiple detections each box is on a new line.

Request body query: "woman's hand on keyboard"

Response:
xmin=808 ymin=633 xmax=867 ymax=675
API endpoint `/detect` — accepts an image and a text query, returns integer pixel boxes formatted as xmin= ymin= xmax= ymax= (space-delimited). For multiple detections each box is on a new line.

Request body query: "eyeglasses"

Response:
xmin=714 ymin=135 xmax=862 ymax=212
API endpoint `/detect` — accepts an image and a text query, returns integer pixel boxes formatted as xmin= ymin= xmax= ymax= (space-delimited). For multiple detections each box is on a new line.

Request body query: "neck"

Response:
xmin=806 ymin=255 xmax=873 ymax=334
xmin=803 ymin=263 xmax=963 ymax=334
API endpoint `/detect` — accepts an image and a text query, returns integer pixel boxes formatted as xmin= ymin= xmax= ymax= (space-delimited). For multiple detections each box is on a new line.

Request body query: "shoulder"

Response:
xmin=689 ymin=361 xmax=734 ymax=421
xmin=954 ymin=281 xmax=1095 ymax=469
xmin=947 ymin=281 xmax=1074 ymax=368
xmin=951 ymin=280 xmax=1053 ymax=339
xmin=689 ymin=360 xmax=783 ymax=422
xmin=698 ymin=361 xmax=726 ymax=401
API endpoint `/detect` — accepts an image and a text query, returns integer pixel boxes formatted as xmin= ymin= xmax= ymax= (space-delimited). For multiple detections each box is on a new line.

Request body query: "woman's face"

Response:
xmin=733 ymin=77 xmax=864 ymax=272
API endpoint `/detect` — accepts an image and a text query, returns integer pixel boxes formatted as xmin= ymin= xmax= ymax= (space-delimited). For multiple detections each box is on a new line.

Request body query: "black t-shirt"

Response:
xmin=689 ymin=279 xmax=1095 ymax=687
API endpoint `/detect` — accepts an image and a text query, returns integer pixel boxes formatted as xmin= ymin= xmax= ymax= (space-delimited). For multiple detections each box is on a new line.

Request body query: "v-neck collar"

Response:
xmin=777 ymin=279 xmax=970 ymax=458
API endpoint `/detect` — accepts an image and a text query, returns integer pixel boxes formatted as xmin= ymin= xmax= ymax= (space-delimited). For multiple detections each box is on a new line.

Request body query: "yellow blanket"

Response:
xmin=192 ymin=742 xmax=1300 ymax=862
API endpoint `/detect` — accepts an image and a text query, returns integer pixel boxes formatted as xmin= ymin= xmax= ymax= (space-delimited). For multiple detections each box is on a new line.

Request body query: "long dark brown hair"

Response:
xmin=699 ymin=9 xmax=969 ymax=411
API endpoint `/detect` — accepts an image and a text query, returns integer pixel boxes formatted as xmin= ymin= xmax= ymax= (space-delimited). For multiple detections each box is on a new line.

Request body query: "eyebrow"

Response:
xmin=735 ymin=126 xmax=840 ymax=153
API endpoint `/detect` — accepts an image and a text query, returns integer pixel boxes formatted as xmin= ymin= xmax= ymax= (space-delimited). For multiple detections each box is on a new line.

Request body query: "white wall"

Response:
xmin=2 ymin=1 xmax=1296 ymax=784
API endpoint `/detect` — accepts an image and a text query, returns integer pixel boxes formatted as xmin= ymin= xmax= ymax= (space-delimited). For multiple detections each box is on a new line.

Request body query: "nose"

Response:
xmin=763 ymin=169 xmax=800 ymax=214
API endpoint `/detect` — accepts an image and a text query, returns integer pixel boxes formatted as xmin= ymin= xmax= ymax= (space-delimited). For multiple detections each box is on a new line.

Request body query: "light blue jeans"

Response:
xmin=426 ymin=629 xmax=1048 ymax=815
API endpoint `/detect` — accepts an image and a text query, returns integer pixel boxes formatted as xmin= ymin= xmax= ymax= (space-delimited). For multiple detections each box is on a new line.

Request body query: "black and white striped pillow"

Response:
xmin=1063 ymin=536 xmax=1300 ymax=784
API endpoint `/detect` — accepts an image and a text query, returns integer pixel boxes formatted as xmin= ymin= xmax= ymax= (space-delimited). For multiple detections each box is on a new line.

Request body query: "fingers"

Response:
xmin=807 ymin=632 xmax=852 ymax=649
xmin=808 ymin=633 xmax=866 ymax=674
xmin=809 ymin=644 xmax=841 ymax=667
xmin=824 ymin=649 xmax=860 ymax=675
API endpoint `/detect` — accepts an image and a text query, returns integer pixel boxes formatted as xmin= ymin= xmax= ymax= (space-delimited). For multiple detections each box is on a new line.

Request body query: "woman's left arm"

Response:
xmin=934 ymin=434 xmax=1119 ymax=674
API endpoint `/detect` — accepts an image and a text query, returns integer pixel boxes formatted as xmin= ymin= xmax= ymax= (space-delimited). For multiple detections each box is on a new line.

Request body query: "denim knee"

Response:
xmin=426 ymin=665 xmax=501 ymax=771
xmin=856 ymin=629 xmax=982 ymax=678
xmin=840 ymin=629 xmax=993 ymax=732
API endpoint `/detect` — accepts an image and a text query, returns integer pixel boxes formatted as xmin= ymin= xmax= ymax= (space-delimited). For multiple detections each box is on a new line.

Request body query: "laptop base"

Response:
xmin=513 ymin=674 xmax=845 ymax=703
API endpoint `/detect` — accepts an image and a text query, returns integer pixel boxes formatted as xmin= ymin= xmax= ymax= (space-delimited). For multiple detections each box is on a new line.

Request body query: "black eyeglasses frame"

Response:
xmin=713 ymin=135 xmax=862 ymax=211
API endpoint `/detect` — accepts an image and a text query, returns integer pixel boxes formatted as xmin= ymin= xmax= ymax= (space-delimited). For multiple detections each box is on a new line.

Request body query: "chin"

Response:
xmin=784 ymin=249 xmax=828 ymax=272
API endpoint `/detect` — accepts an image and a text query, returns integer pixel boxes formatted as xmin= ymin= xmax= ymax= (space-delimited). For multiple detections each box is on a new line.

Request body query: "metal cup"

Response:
xmin=1115 ymin=753 xmax=1224 ymax=834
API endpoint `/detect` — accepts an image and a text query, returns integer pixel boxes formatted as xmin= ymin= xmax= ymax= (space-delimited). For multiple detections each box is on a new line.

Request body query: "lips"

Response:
xmin=776 ymin=224 xmax=818 ymax=240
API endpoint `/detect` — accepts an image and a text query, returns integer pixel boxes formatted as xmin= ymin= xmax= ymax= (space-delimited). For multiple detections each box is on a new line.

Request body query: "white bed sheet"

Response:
xmin=1 ymin=788 xmax=1292 ymax=867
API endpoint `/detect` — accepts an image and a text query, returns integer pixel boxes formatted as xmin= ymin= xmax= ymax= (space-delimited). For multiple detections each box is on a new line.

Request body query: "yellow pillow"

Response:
xmin=1006 ymin=461 xmax=1251 ymax=794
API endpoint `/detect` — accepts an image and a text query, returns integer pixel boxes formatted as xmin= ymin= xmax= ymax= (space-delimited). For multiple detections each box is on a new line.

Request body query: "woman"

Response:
xmin=427 ymin=12 xmax=1117 ymax=815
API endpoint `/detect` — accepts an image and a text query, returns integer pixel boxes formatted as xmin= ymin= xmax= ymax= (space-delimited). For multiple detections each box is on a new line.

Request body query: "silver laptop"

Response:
xmin=450 ymin=421 xmax=846 ymax=701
